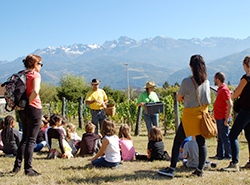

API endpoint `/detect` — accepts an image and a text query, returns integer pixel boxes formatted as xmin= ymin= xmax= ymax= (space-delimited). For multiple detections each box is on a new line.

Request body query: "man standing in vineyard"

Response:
xmin=209 ymin=72 xmax=232 ymax=160
xmin=85 ymin=79 xmax=108 ymax=134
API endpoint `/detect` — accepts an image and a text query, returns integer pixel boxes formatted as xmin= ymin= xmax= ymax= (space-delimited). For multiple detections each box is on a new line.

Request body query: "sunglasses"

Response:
xmin=38 ymin=63 xmax=43 ymax=67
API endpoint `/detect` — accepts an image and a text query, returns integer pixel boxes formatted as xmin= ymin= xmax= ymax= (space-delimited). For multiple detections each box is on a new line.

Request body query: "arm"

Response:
xmin=147 ymin=149 xmax=151 ymax=159
xmin=91 ymin=137 xmax=109 ymax=163
xmin=177 ymin=92 xmax=184 ymax=103
xmin=233 ymin=78 xmax=247 ymax=99
xmin=224 ymin=99 xmax=233 ymax=126
xmin=28 ymin=77 xmax=41 ymax=104
xmin=58 ymin=131 xmax=65 ymax=154
xmin=136 ymin=102 xmax=145 ymax=108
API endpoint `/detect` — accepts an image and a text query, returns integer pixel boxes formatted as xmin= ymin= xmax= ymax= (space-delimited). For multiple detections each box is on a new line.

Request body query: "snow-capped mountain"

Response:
xmin=1 ymin=36 xmax=250 ymax=89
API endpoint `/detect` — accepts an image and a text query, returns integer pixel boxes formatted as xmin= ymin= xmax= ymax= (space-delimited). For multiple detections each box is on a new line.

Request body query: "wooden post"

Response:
xmin=135 ymin=106 xmax=142 ymax=136
xmin=66 ymin=99 xmax=68 ymax=120
xmin=163 ymin=113 xmax=167 ymax=136
xmin=78 ymin=97 xmax=83 ymax=129
xmin=173 ymin=92 xmax=180 ymax=133
xmin=62 ymin=97 xmax=66 ymax=118
xmin=83 ymin=101 xmax=86 ymax=125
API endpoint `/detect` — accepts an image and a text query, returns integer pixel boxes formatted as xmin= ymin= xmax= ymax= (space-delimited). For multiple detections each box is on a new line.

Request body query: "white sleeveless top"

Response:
xmin=104 ymin=135 xmax=121 ymax=163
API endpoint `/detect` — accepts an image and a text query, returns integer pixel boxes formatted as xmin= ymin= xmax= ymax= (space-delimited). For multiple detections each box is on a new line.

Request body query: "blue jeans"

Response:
xmin=216 ymin=118 xmax=232 ymax=158
xmin=143 ymin=111 xmax=159 ymax=136
xmin=34 ymin=141 xmax=47 ymax=152
xmin=92 ymin=157 xmax=119 ymax=167
xmin=91 ymin=109 xmax=106 ymax=134
xmin=229 ymin=108 xmax=250 ymax=164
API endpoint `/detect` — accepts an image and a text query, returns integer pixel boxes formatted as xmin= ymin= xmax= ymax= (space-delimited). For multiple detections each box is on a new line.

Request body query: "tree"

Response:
xmin=173 ymin=82 xmax=180 ymax=87
xmin=57 ymin=74 xmax=89 ymax=102
xmin=103 ymin=85 xmax=126 ymax=103
xmin=40 ymin=82 xmax=58 ymax=103
xmin=163 ymin=81 xmax=170 ymax=89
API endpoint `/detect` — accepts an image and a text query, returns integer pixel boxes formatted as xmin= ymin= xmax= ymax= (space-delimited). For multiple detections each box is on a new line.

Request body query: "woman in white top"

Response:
xmin=91 ymin=119 xmax=120 ymax=167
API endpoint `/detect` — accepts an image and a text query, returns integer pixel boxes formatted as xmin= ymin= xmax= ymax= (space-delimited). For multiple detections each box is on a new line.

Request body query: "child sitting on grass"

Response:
xmin=182 ymin=136 xmax=217 ymax=169
xmin=47 ymin=114 xmax=72 ymax=159
xmin=79 ymin=122 xmax=102 ymax=156
xmin=136 ymin=126 xmax=170 ymax=161
xmin=91 ymin=119 xmax=121 ymax=167
xmin=65 ymin=123 xmax=81 ymax=155
xmin=1 ymin=116 xmax=21 ymax=156
xmin=118 ymin=124 xmax=135 ymax=161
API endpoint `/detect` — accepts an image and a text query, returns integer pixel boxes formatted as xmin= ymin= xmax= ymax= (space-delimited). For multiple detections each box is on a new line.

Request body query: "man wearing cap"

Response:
xmin=136 ymin=81 xmax=159 ymax=137
xmin=85 ymin=79 xmax=108 ymax=134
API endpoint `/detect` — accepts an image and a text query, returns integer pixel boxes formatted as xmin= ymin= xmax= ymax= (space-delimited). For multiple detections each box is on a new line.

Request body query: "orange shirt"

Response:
xmin=26 ymin=71 xmax=42 ymax=109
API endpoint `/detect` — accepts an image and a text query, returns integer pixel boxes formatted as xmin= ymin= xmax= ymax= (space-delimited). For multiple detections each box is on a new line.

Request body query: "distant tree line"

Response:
xmin=39 ymin=74 xmax=181 ymax=104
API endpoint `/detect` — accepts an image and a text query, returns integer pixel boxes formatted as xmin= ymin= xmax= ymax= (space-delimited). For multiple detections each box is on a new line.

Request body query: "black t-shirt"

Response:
xmin=240 ymin=74 xmax=250 ymax=110
xmin=48 ymin=128 xmax=64 ymax=154
xmin=36 ymin=129 xmax=45 ymax=144
xmin=80 ymin=132 xmax=100 ymax=155
xmin=148 ymin=140 xmax=164 ymax=160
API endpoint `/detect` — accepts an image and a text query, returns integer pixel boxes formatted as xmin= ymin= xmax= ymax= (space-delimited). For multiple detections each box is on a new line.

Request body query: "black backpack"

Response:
xmin=1 ymin=70 xmax=30 ymax=112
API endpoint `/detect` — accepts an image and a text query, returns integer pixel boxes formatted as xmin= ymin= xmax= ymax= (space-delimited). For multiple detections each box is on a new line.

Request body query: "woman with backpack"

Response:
xmin=12 ymin=54 xmax=43 ymax=176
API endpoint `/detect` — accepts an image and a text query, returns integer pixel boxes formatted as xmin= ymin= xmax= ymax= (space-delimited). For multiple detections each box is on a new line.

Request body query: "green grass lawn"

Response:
xmin=0 ymin=122 xmax=249 ymax=185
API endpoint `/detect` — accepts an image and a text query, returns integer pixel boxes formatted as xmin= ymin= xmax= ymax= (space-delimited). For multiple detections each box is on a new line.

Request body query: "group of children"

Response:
xmin=0 ymin=114 xmax=217 ymax=170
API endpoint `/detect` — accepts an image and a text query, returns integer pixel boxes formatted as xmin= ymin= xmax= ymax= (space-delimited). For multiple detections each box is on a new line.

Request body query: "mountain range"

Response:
xmin=0 ymin=36 xmax=250 ymax=89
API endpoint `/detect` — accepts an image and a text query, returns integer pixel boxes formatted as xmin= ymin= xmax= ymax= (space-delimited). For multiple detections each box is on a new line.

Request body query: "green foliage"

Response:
xmin=40 ymin=82 xmax=58 ymax=103
xmin=116 ymin=99 xmax=138 ymax=125
xmin=57 ymin=74 xmax=90 ymax=102
xmin=163 ymin=81 xmax=170 ymax=89
xmin=103 ymin=85 xmax=127 ymax=103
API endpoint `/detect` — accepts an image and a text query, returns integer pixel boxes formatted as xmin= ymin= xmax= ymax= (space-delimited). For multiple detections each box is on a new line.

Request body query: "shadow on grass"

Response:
xmin=64 ymin=169 xmax=176 ymax=184
xmin=61 ymin=163 xmax=92 ymax=171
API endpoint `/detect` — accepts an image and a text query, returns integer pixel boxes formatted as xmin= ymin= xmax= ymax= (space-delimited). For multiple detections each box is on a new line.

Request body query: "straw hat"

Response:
xmin=91 ymin=79 xmax=101 ymax=85
xmin=144 ymin=81 xmax=158 ymax=89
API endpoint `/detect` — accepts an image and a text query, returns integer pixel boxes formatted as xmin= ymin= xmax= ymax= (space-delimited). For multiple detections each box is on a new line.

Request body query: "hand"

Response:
xmin=91 ymin=157 xmax=95 ymax=163
xmin=224 ymin=118 xmax=229 ymax=126
xmin=102 ymin=103 xmax=107 ymax=108
xmin=98 ymin=133 xmax=102 ymax=138
xmin=147 ymin=153 xmax=151 ymax=159
xmin=62 ymin=153 xmax=67 ymax=159
xmin=140 ymin=102 xmax=146 ymax=108
xmin=95 ymin=100 xmax=102 ymax=104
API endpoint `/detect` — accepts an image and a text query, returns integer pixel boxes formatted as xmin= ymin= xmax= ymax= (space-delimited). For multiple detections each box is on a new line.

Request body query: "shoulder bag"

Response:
xmin=191 ymin=78 xmax=217 ymax=138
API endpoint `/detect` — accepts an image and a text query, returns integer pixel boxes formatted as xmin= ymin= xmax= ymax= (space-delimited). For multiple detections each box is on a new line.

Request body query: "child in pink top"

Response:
xmin=118 ymin=125 xmax=135 ymax=161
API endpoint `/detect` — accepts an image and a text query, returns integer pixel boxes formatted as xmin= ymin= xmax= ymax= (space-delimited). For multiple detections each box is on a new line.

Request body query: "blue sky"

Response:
xmin=1 ymin=0 xmax=250 ymax=61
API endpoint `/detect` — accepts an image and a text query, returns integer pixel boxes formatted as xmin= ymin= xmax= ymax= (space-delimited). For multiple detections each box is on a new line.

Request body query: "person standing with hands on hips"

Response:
xmin=136 ymin=81 xmax=159 ymax=137
xmin=85 ymin=79 xmax=109 ymax=134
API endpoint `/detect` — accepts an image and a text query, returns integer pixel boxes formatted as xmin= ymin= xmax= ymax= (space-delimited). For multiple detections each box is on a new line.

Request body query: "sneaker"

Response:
xmin=25 ymin=169 xmax=41 ymax=176
xmin=157 ymin=167 xmax=175 ymax=177
xmin=10 ymin=168 xmax=20 ymax=174
xmin=209 ymin=155 xmax=219 ymax=160
xmin=221 ymin=162 xmax=239 ymax=172
xmin=47 ymin=150 xmax=54 ymax=159
xmin=163 ymin=151 xmax=171 ymax=161
xmin=192 ymin=169 xmax=203 ymax=177
xmin=240 ymin=162 xmax=250 ymax=169
xmin=204 ymin=162 xmax=211 ymax=169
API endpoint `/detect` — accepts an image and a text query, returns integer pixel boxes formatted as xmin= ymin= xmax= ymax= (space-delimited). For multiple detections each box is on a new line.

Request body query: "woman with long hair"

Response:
xmin=13 ymin=54 xmax=43 ymax=176
xmin=1 ymin=115 xmax=21 ymax=155
xmin=136 ymin=81 xmax=159 ymax=137
xmin=222 ymin=56 xmax=250 ymax=171
xmin=157 ymin=55 xmax=211 ymax=177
